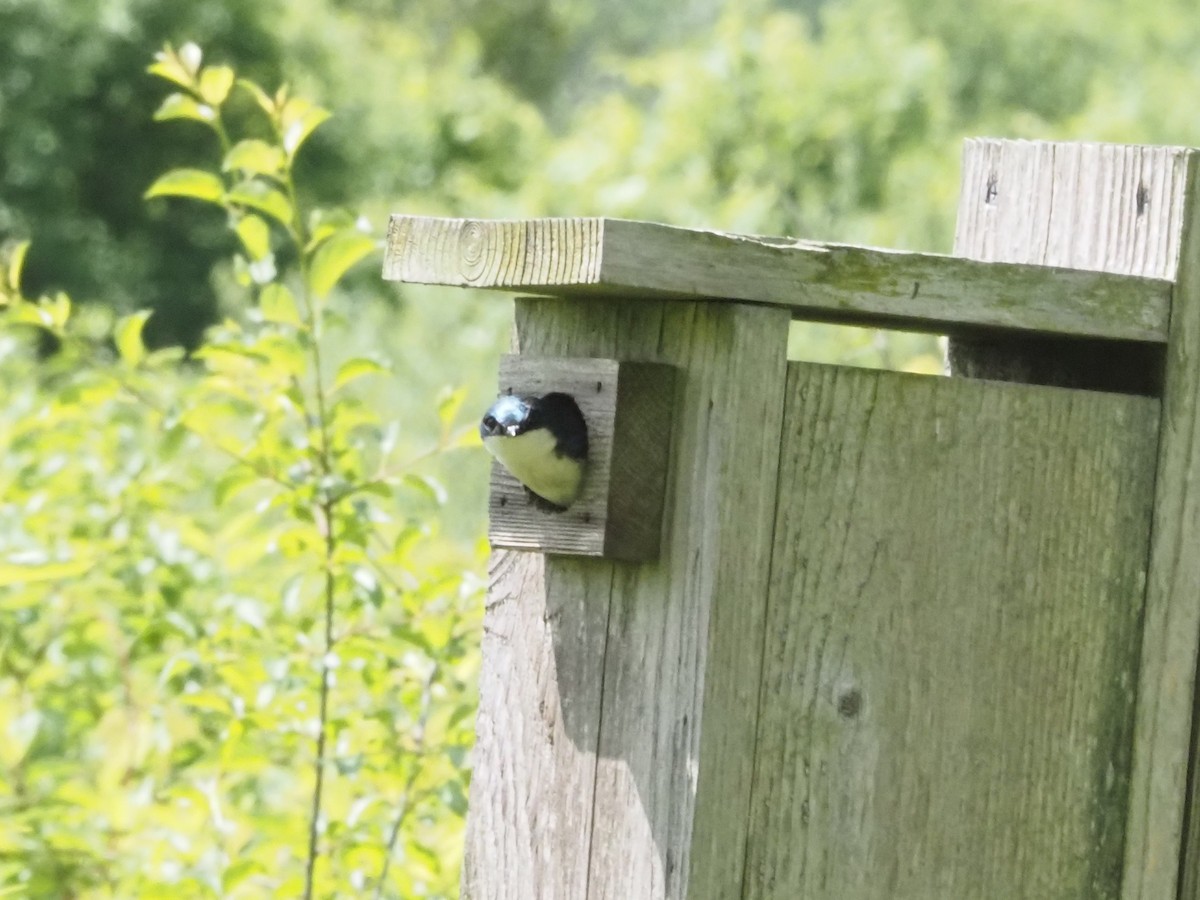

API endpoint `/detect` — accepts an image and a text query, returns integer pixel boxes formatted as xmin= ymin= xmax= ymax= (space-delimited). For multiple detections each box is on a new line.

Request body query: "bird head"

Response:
xmin=480 ymin=394 xmax=532 ymax=440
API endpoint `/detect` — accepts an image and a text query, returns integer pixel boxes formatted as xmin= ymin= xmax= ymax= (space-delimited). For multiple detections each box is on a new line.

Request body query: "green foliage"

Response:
xmin=0 ymin=0 xmax=295 ymax=347
xmin=0 ymin=51 xmax=482 ymax=898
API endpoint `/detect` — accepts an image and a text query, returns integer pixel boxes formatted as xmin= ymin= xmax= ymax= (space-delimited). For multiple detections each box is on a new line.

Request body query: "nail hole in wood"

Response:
xmin=985 ymin=173 xmax=999 ymax=204
xmin=1136 ymin=182 xmax=1149 ymax=217
xmin=837 ymin=687 xmax=862 ymax=719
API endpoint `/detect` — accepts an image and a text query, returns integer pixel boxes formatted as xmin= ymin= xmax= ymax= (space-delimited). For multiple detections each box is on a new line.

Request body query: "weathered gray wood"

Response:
xmin=384 ymin=214 xmax=1171 ymax=343
xmin=463 ymin=550 xmax=612 ymax=900
xmin=464 ymin=296 xmax=788 ymax=900
xmin=487 ymin=355 xmax=675 ymax=561
xmin=947 ymin=140 xmax=1188 ymax=391
xmin=942 ymin=138 xmax=1200 ymax=899
xmin=744 ymin=362 xmax=1160 ymax=899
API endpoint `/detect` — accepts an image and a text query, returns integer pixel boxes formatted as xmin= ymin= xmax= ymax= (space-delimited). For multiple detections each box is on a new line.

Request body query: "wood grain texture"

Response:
xmin=743 ymin=362 xmax=1160 ymax=900
xmin=1136 ymin=153 xmax=1200 ymax=900
xmin=463 ymin=296 xmax=789 ymax=900
xmin=940 ymin=138 xmax=1200 ymax=899
xmin=384 ymin=213 xmax=1171 ymax=342
xmin=486 ymin=356 xmax=675 ymax=561
xmin=947 ymin=140 xmax=1189 ymax=392
xmin=463 ymin=551 xmax=612 ymax=900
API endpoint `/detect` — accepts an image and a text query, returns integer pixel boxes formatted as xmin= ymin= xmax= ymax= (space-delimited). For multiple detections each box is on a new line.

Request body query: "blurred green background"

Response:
xmin=3 ymin=0 xmax=1199 ymax=895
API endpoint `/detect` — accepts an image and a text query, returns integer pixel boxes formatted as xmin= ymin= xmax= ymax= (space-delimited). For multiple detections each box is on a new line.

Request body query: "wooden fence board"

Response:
xmin=743 ymin=362 xmax=1159 ymax=899
xmin=945 ymin=138 xmax=1200 ymax=899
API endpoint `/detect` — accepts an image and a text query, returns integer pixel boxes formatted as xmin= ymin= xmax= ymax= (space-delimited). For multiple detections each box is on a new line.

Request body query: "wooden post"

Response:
xmin=463 ymin=295 xmax=789 ymax=899
xmin=948 ymin=139 xmax=1200 ymax=900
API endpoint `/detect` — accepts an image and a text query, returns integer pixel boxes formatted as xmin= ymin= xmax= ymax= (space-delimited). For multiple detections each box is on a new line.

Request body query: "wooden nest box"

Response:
xmin=384 ymin=139 xmax=1200 ymax=900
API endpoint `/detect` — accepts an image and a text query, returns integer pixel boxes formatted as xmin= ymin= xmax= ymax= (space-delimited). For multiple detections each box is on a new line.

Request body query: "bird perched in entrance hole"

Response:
xmin=480 ymin=392 xmax=588 ymax=511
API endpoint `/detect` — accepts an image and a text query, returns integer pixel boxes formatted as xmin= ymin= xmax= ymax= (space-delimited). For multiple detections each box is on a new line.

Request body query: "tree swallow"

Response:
xmin=480 ymin=392 xmax=588 ymax=511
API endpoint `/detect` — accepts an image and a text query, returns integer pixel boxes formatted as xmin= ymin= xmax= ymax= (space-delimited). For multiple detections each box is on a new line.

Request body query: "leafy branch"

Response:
xmin=146 ymin=42 xmax=383 ymax=898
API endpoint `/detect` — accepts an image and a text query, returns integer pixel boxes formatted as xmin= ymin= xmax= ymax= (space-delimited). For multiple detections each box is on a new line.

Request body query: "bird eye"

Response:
xmin=483 ymin=415 xmax=497 ymax=429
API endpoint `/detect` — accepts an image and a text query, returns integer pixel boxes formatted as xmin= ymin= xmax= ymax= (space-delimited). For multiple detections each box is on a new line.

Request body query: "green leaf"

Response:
xmin=256 ymin=333 xmax=308 ymax=379
xmin=234 ymin=215 xmax=271 ymax=260
xmin=304 ymin=208 xmax=356 ymax=253
xmin=227 ymin=181 xmax=294 ymax=229
xmin=6 ymin=239 xmax=29 ymax=293
xmin=147 ymin=45 xmax=196 ymax=90
xmin=144 ymin=168 xmax=225 ymax=203
xmin=222 ymin=859 xmax=267 ymax=893
xmin=352 ymin=567 xmax=385 ymax=608
xmin=43 ymin=291 xmax=71 ymax=332
xmin=237 ymin=78 xmax=276 ymax=117
xmin=115 ymin=310 xmax=152 ymax=366
xmin=198 ymin=65 xmax=235 ymax=106
xmin=279 ymin=97 xmax=331 ymax=158
xmin=0 ymin=707 xmax=39 ymax=769
xmin=153 ymin=92 xmax=217 ymax=126
xmin=437 ymin=386 xmax=467 ymax=430
xmin=306 ymin=228 xmax=377 ymax=298
xmin=215 ymin=466 xmax=260 ymax=506
xmin=223 ymin=140 xmax=285 ymax=178
xmin=0 ymin=558 xmax=94 ymax=591
xmin=333 ymin=357 xmax=387 ymax=391
xmin=8 ymin=303 xmax=54 ymax=329
xmin=259 ymin=283 xmax=303 ymax=327
xmin=402 ymin=473 xmax=447 ymax=506
xmin=178 ymin=41 xmax=203 ymax=75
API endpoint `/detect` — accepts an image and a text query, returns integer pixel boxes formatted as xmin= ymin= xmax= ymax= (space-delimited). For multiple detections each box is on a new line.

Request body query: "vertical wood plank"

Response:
xmin=463 ymin=552 xmax=612 ymax=900
xmin=463 ymin=300 xmax=641 ymax=899
xmin=948 ymin=138 xmax=1200 ymax=900
xmin=743 ymin=363 xmax=1159 ymax=899
xmin=1144 ymin=157 xmax=1200 ymax=900
xmin=464 ymin=295 xmax=789 ymax=900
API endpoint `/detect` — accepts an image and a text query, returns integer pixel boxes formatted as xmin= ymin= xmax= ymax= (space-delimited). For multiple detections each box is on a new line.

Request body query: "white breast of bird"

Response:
xmin=483 ymin=428 xmax=583 ymax=508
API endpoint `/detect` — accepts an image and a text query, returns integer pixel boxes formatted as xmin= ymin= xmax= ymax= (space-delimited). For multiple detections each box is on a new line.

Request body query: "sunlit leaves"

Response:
xmin=307 ymin=229 xmax=377 ymax=298
xmin=0 ymin=556 xmax=94 ymax=591
xmin=4 ymin=240 xmax=28 ymax=295
xmin=227 ymin=181 xmax=295 ymax=229
xmin=259 ymin=284 xmax=303 ymax=327
xmin=238 ymin=78 xmax=276 ymax=117
xmin=198 ymin=65 xmax=235 ymax=106
xmin=224 ymin=140 xmax=286 ymax=179
xmin=235 ymin=215 xmax=271 ymax=261
xmin=0 ymin=45 xmax=484 ymax=900
xmin=153 ymin=92 xmax=217 ymax=126
xmin=115 ymin=310 xmax=152 ymax=366
xmin=147 ymin=43 xmax=199 ymax=91
xmin=280 ymin=97 xmax=331 ymax=158
xmin=333 ymin=357 xmax=387 ymax=392
xmin=144 ymin=169 xmax=225 ymax=203
xmin=178 ymin=42 xmax=203 ymax=76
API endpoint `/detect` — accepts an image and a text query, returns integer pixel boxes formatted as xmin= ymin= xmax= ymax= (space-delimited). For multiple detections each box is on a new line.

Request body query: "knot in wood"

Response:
xmin=458 ymin=219 xmax=487 ymax=283
xmin=837 ymin=687 xmax=862 ymax=719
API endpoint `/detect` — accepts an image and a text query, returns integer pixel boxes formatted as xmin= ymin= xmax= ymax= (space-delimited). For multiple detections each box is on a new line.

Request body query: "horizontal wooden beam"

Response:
xmin=384 ymin=215 xmax=1172 ymax=343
